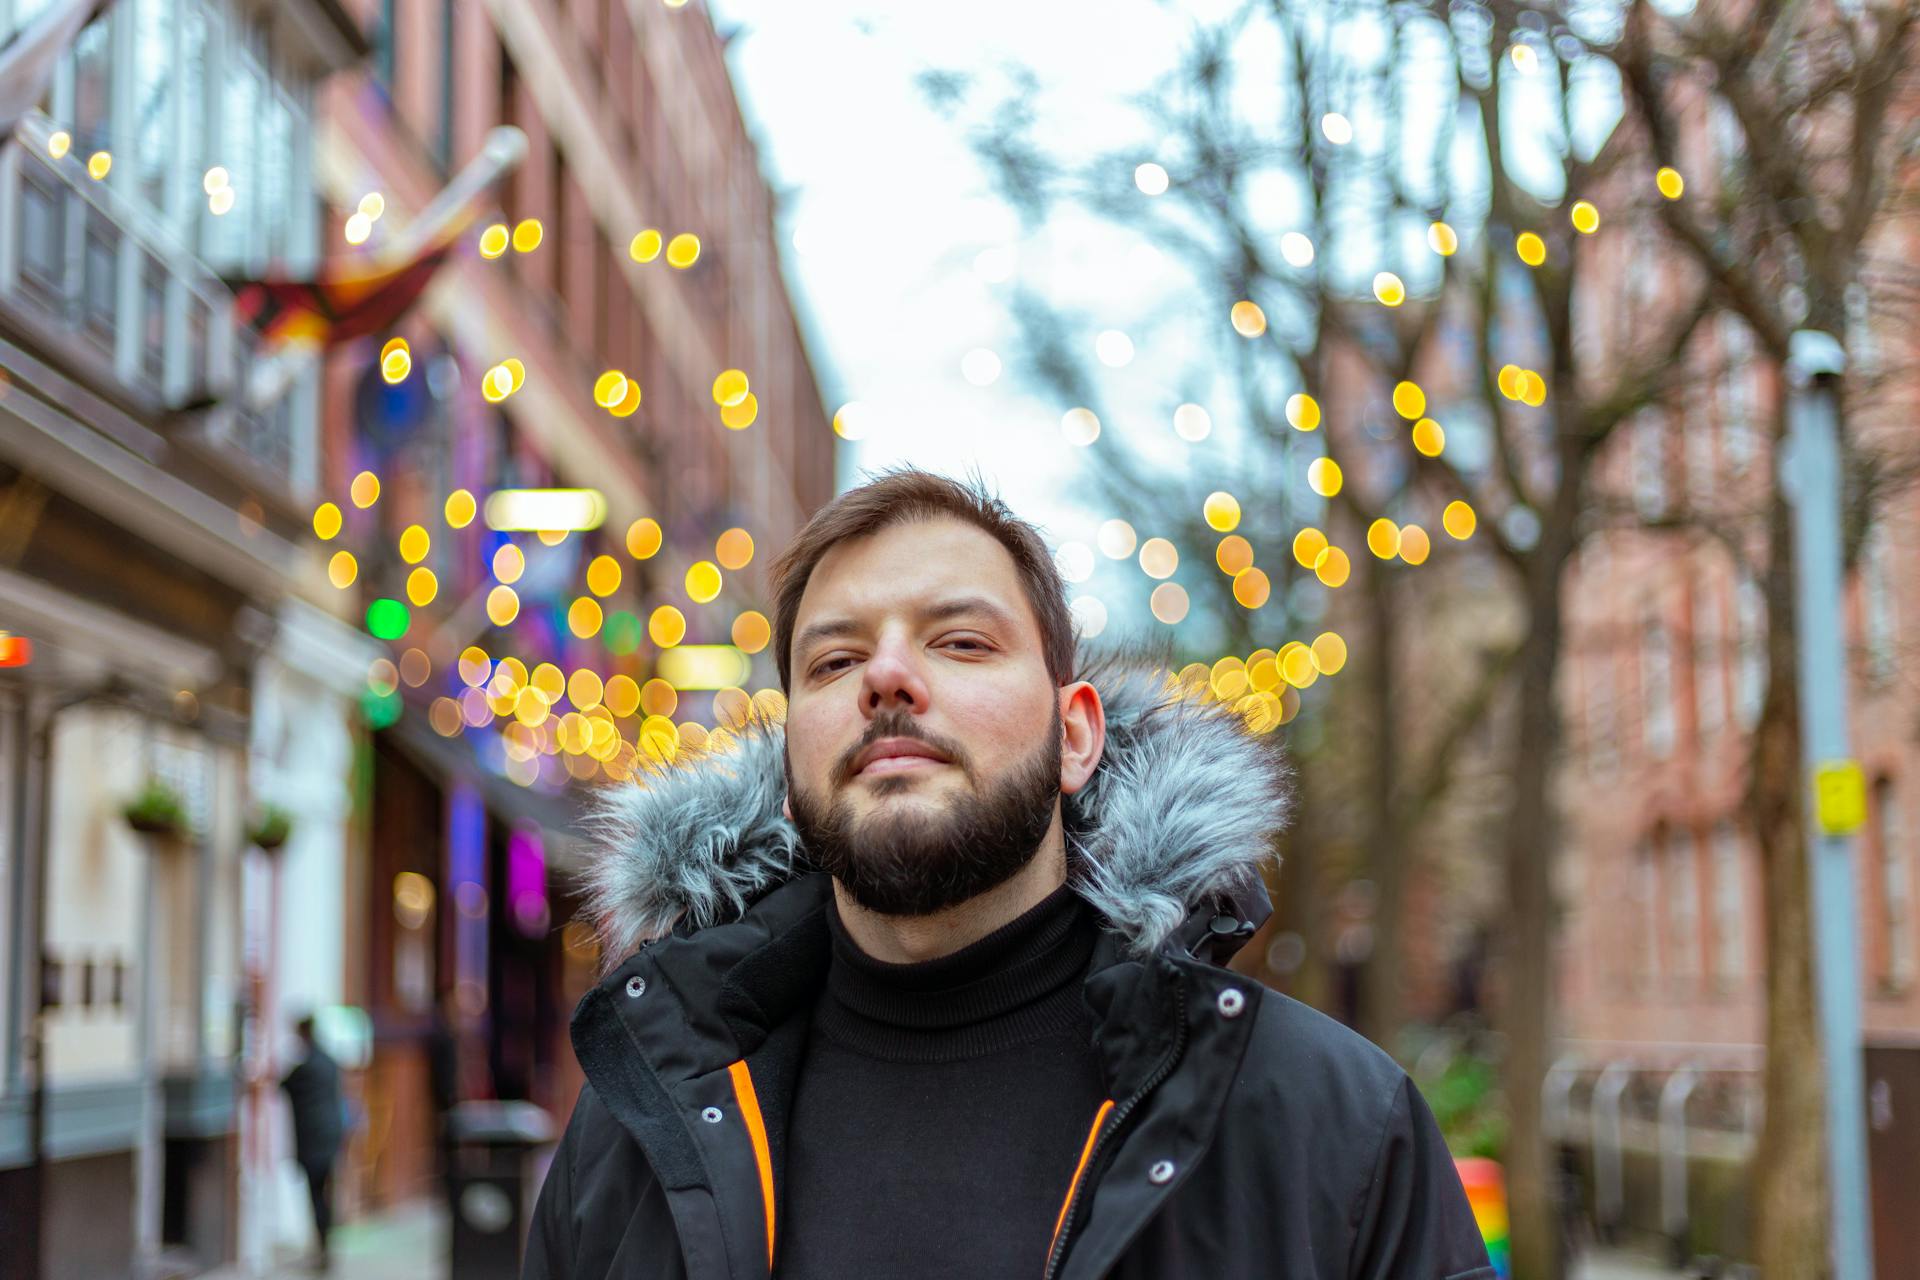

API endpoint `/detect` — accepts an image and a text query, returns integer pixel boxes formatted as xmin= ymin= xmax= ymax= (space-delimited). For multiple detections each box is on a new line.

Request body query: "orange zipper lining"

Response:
xmin=727 ymin=1059 xmax=777 ymax=1271
xmin=1047 ymin=1097 xmax=1116 ymax=1267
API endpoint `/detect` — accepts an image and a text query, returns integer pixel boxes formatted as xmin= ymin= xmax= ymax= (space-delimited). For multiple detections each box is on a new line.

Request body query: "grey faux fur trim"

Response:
xmin=581 ymin=647 xmax=1290 ymax=961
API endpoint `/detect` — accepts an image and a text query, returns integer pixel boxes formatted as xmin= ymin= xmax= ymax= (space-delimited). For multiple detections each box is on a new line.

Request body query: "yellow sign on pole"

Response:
xmin=1812 ymin=760 xmax=1867 ymax=836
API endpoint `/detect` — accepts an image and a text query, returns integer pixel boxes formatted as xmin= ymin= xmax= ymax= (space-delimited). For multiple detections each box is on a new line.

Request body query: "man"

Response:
xmin=281 ymin=1014 xmax=345 ymax=1271
xmin=527 ymin=470 xmax=1494 ymax=1279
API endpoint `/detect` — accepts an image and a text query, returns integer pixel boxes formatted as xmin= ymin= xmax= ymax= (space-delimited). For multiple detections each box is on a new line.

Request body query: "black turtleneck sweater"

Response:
xmin=777 ymin=885 xmax=1108 ymax=1279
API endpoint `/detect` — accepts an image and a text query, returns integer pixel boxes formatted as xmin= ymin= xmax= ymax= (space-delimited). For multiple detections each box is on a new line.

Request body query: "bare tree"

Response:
xmin=1606 ymin=1 xmax=1920 ymax=1272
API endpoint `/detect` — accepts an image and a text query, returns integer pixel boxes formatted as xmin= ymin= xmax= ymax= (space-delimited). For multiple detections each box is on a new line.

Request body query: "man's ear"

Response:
xmin=783 ymin=795 xmax=793 ymax=822
xmin=1058 ymin=680 xmax=1106 ymax=796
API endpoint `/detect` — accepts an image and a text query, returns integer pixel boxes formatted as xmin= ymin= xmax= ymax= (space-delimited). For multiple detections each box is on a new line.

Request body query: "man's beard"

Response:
xmin=785 ymin=706 xmax=1062 ymax=917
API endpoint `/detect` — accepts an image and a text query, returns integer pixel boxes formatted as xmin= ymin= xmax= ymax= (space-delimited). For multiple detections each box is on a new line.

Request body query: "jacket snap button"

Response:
xmin=701 ymin=1106 xmax=723 ymax=1124
xmin=625 ymin=975 xmax=646 ymax=998
xmin=1148 ymin=1159 xmax=1176 ymax=1185
xmin=1216 ymin=987 xmax=1246 ymax=1018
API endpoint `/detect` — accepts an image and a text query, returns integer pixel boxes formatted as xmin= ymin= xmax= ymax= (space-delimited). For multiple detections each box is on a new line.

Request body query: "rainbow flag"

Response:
xmin=1455 ymin=1158 xmax=1510 ymax=1277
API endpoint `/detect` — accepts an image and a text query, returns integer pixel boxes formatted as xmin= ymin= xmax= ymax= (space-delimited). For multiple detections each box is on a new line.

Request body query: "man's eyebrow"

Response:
xmin=793 ymin=596 xmax=1020 ymax=659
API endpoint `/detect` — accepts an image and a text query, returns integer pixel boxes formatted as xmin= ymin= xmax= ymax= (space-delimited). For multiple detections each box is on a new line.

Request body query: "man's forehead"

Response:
xmin=798 ymin=518 xmax=1031 ymax=626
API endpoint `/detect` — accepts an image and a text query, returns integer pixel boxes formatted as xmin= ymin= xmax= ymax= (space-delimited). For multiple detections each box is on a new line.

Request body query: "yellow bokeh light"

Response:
xmin=1138 ymin=537 xmax=1178 ymax=579
xmin=358 ymin=192 xmax=385 ymax=221
xmin=1428 ymin=222 xmax=1458 ymax=256
xmin=1571 ymin=201 xmax=1600 ymax=234
xmin=712 ymin=369 xmax=750 ymax=407
xmin=479 ymin=223 xmax=510 ymax=258
xmin=512 ymin=218 xmax=544 ymax=252
xmin=1215 ymin=535 xmax=1254 ymax=576
xmin=47 ymin=130 xmax=70 ymax=159
xmin=1313 ymin=545 xmax=1351 ymax=588
xmin=1307 ymin=457 xmax=1343 ymax=498
xmin=1232 ymin=567 xmax=1271 ymax=609
xmin=350 ymin=470 xmax=380 ymax=508
xmin=732 ymin=610 xmax=771 ymax=654
xmin=513 ymin=686 xmax=550 ymax=728
xmin=314 ymin=502 xmax=343 ymax=540
xmin=1516 ymin=232 xmax=1547 ymax=267
xmin=586 ymin=554 xmax=622 ymax=597
xmin=487 ymin=585 xmax=521 ymax=626
xmin=627 ymin=517 xmax=663 ymax=560
xmin=1443 ymin=500 xmax=1477 ymax=540
xmin=1520 ymin=370 xmax=1547 ymax=407
xmin=1249 ymin=656 xmax=1280 ymax=692
xmin=716 ymin=528 xmax=754 ymax=570
xmin=568 ymin=668 xmax=604 ymax=711
xmin=630 ymin=229 xmax=663 ymax=262
xmin=430 ymin=697 xmax=462 ymax=737
xmin=568 ymin=596 xmax=604 ymax=638
xmin=1366 ymin=518 xmax=1401 ymax=560
xmin=1392 ymin=381 xmax=1426 ymax=420
xmin=530 ymin=663 xmax=566 ymax=703
xmin=208 ymin=187 xmax=235 ymax=216
xmin=1656 ymin=166 xmax=1685 ymax=199
xmin=492 ymin=543 xmax=525 ymax=584
xmin=327 ymin=550 xmax=357 ymax=589
xmin=605 ymin=674 xmax=641 ymax=718
xmin=1210 ymin=657 xmax=1249 ymax=700
xmin=1411 ymin=418 xmax=1446 ymax=457
xmin=406 ymin=567 xmax=438 ymax=606
xmin=445 ymin=489 xmax=476 ymax=528
xmin=1279 ymin=641 xmax=1315 ymax=687
xmin=1311 ymin=631 xmax=1348 ymax=676
xmin=457 ymin=647 xmax=491 ymax=688
xmin=650 ymin=605 xmax=687 ymax=648
xmin=594 ymin=370 xmax=629 ymax=408
xmin=1399 ymin=524 xmax=1431 ymax=565
xmin=752 ymin=688 xmax=788 ymax=726
xmin=1373 ymin=272 xmax=1406 ymax=306
xmin=610 ymin=376 xmax=642 ymax=418
xmin=1497 ymin=365 xmax=1523 ymax=399
xmin=1203 ymin=491 xmax=1241 ymax=533
xmin=686 ymin=561 xmax=723 ymax=603
xmin=1292 ymin=527 xmax=1328 ymax=569
xmin=666 ymin=233 xmax=701 ymax=268
xmin=399 ymin=524 xmax=430 ymax=564
xmin=86 ymin=151 xmax=111 ymax=180
xmin=640 ymin=678 xmax=679 ymax=719
xmin=720 ymin=393 xmax=758 ymax=430
xmin=1286 ymin=393 xmax=1321 ymax=432
xmin=343 ymin=212 xmax=373 ymax=245
xmin=1149 ymin=582 xmax=1190 ymax=624
xmin=714 ymin=687 xmax=753 ymax=730
xmin=1230 ymin=300 xmax=1267 ymax=338
xmin=381 ymin=347 xmax=411 ymax=384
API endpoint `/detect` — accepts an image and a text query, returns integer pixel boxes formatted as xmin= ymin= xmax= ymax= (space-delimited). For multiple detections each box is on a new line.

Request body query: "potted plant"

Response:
xmin=122 ymin=778 xmax=188 ymax=840
xmin=246 ymin=803 xmax=293 ymax=852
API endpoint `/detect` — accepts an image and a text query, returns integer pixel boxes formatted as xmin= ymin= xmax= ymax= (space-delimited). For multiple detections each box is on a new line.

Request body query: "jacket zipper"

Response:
xmin=1040 ymin=980 xmax=1190 ymax=1280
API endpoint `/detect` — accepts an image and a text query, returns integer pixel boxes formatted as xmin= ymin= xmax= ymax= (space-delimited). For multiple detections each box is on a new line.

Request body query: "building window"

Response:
xmin=1873 ymin=778 xmax=1914 ymax=989
xmin=1711 ymin=822 xmax=1744 ymax=983
xmin=1737 ymin=578 xmax=1766 ymax=729
xmin=1720 ymin=316 xmax=1756 ymax=474
xmin=1694 ymin=585 xmax=1723 ymax=738
xmin=1667 ymin=830 xmax=1700 ymax=983
xmin=1633 ymin=410 xmax=1667 ymax=519
xmin=1643 ymin=617 xmax=1676 ymax=758
xmin=131 ymin=0 xmax=175 ymax=214
xmin=1862 ymin=524 xmax=1898 ymax=683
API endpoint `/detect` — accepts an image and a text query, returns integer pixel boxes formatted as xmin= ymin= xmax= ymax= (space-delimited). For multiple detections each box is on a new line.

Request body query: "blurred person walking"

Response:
xmin=525 ymin=470 xmax=1493 ymax=1279
xmin=281 ymin=1015 xmax=346 ymax=1272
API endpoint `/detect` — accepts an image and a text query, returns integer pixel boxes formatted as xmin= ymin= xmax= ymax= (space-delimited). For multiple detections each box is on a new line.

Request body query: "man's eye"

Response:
xmin=814 ymin=656 xmax=855 ymax=675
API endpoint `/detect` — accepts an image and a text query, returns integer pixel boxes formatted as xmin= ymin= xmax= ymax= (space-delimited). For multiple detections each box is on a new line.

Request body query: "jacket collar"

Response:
xmin=578 ymin=646 xmax=1292 ymax=966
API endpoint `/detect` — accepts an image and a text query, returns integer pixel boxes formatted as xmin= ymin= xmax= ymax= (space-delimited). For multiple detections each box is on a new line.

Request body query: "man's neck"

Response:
xmin=831 ymin=831 xmax=1068 ymax=965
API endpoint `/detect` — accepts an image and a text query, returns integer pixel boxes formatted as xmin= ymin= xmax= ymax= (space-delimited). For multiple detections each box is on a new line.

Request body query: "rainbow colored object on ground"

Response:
xmin=1455 ymin=1157 xmax=1510 ymax=1277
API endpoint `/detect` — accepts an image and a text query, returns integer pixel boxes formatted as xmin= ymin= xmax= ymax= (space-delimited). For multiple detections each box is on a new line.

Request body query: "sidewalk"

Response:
xmin=1571 ymin=1248 xmax=1706 ymax=1279
xmin=201 ymin=1202 xmax=446 ymax=1280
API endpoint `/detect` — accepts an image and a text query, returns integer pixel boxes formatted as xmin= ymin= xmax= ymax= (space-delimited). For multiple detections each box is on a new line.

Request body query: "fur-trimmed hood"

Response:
xmin=581 ymin=649 xmax=1291 ymax=962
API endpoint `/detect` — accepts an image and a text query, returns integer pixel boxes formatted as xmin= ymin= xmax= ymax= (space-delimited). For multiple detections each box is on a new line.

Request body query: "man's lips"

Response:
xmin=850 ymin=736 xmax=950 ymax=778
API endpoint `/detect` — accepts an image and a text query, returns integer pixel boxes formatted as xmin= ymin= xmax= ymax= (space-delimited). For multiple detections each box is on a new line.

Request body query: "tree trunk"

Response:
xmin=1749 ymin=453 xmax=1833 ymax=1277
xmin=1361 ymin=555 xmax=1408 ymax=1049
xmin=1500 ymin=522 xmax=1572 ymax=1280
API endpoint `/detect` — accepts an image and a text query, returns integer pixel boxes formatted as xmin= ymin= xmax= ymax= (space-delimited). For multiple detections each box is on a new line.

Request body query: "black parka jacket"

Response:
xmin=526 ymin=657 xmax=1496 ymax=1280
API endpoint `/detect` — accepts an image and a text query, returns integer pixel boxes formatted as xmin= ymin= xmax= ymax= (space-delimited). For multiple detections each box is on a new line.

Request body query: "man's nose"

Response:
xmin=859 ymin=632 xmax=929 ymax=717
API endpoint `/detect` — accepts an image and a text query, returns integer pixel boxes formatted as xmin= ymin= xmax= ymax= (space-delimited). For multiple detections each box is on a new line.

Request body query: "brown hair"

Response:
xmin=768 ymin=467 xmax=1075 ymax=693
